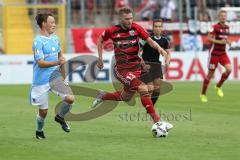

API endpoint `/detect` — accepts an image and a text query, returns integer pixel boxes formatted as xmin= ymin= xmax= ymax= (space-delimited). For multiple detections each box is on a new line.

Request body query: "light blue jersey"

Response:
xmin=32 ymin=34 xmax=61 ymax=86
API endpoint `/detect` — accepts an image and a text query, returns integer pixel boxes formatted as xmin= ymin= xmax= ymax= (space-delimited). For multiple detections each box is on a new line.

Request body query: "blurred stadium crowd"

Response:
xmin=5 ymin=0 xmax=240 ymax=26
xmin=47 ymin=0 xmax=239 ymax=25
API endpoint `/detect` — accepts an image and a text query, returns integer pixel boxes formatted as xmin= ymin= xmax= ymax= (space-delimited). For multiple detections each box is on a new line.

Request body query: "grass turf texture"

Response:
xmin=0 ymin=82 xmax=239 ymax=160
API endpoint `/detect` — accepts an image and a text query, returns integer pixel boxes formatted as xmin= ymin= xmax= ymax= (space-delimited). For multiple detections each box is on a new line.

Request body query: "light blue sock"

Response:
xmin=36 ymin=114 xmax=45 ymax=132
xmin=59 ymin=101 xmax=72 ymax=118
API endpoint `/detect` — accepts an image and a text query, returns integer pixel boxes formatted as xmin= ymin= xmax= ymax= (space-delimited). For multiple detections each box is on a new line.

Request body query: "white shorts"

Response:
xmin=30 ymin=78 xmax=73 ymax=109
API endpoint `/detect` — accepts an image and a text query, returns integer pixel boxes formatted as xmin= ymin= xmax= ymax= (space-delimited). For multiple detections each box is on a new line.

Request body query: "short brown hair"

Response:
xmin=153 ymin=19 xmax=163 ymax=25
xmin=118 ymin=7 xmax=133 ymax=16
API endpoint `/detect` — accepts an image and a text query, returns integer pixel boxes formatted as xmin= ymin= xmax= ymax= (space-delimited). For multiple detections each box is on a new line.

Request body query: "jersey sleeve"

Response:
xmin=137 ymin=25 xmax=149 ymax=40
xmin=101 ymin=28 xmax=112 ymax=41
xmin=209 ymin=25 xmax=216 ymax=35
xmin=163 ymin=38 xmax=170 ymax=50
xmin=32 ymin=39 xmax=44 ymax=61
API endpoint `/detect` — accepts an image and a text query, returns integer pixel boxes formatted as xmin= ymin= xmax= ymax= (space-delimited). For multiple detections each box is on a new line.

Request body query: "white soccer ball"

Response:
xmin=151 ymin=121 xmax=168 ymax=138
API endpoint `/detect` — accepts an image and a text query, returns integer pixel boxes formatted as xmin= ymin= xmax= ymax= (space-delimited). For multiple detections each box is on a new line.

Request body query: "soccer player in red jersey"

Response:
xmin=92 ymin=7 xmax=173 ymax=130
xmin=200 ymin=10 xmax=232 ymax=102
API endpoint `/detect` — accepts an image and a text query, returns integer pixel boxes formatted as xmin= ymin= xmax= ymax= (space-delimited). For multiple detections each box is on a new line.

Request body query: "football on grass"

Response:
xmin=151 ymin=121 xmax=168 ymax=138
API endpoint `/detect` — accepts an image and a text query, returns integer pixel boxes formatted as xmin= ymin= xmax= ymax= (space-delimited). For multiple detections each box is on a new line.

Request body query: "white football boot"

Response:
xmin=91 ymin=90 xmax=105 ymax=109
xmin=161 ymin=121 xmax=173 ymax=131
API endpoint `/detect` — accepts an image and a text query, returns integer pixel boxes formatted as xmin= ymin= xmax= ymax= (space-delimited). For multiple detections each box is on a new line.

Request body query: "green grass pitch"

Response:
xmin=0 ymin=82 xmax=240 ymax=160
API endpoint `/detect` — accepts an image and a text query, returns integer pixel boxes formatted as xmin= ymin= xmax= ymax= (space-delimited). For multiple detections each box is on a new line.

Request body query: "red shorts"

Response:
xmin=114 ymin=66 xmax=142 ymax=92
xmin=208 ymin=54 xmax=230 ymax=71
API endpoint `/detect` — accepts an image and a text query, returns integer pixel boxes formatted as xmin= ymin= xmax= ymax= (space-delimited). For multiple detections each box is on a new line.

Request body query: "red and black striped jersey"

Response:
xmin=101 ymin=23 xmax=149 ymax=69
xmin=209 ymin=22 xmax=229 ymax=56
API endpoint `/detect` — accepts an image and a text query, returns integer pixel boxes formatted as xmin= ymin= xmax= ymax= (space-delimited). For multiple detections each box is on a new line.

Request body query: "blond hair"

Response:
xmin=218 ymin=9 xmax=227 ymax=15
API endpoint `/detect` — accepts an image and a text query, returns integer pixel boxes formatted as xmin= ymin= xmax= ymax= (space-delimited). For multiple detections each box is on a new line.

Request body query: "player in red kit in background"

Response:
xmin=200 ymin=10 xmax=232 ymax=103
xmin=92 ymin=7 xmax=173 ymax=130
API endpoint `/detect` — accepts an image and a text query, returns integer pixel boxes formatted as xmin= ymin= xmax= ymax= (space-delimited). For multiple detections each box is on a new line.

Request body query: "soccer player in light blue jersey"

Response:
xmin=30 ymin=13 xmax=74 ymax=139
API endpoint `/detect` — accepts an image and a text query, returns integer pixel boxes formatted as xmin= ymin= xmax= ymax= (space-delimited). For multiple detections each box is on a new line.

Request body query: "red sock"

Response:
xmin=217 ymin=72 xmax=229 ymax=88
xmin=140 ymin=95 xmax=160 ymax=123
xmin=102 ymin=91 xmax=122 ymax=101
xmin=201 ymin=78 xmax=210 ymax=95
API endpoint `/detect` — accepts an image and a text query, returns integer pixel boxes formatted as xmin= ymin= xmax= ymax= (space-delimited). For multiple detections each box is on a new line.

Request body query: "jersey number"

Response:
xmin=126 ymin=72 xmax=136 ymax=81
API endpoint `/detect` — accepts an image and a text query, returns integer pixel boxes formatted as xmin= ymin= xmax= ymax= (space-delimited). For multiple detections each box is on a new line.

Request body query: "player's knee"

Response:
xmin=122 ymin=96 xmax=132 ymax=102
xmin=148 ymin=85 xmax=154 ymax=95
xmin=138 ymin=84 xmax=148 ymax=93
xmin=226 ymin=67 xmax=232 ymax=74
xmin=208 ymin=74 xmax=213 ymax=79
xmin=138 ymin=84 xmax=150 ymax=96
xmin=39 ymin=109 xmax=48 ymax=118
xmin=153 ymin=85 xmax=160 ymax=91
xmin=207 ymin=71 xmax=214 ymax=79
xmin=65 ymin=95 xmax=75 ymax=104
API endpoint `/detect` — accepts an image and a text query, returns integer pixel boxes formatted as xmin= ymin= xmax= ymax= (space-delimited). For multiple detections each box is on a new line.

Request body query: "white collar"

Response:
xmin=154 ymin=36 xmax=161 ymax=40
xmin=40 ymin=35 xmax=52 ymax=39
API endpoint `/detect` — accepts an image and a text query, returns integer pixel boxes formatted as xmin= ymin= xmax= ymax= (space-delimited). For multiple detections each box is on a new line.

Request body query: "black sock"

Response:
xmin=151 ymin=90 xmax=160 ymax=106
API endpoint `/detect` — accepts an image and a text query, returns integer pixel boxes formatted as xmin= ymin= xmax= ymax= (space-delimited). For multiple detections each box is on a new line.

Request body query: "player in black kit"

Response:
xmin=141 ymin=19 xmax=171 ymax=106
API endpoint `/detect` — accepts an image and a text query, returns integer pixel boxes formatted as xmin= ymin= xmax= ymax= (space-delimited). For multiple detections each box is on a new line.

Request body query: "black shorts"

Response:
xmin=140 ymin=62 xmax=163 ymax=83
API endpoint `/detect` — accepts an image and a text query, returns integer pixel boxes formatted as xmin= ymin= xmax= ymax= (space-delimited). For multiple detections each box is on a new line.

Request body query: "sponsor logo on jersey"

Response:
xmin=102 ymin=31 xmax=106 ymax=36
xmin=129 ymin=30 xmax=135 ymax=36
xmin=35 ymin=49 xmax=39 ymax=55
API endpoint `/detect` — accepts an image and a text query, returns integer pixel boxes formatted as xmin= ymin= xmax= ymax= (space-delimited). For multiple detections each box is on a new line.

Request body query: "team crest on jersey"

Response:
xmin=129 ymin=30 xmax=135 ymax=36
xmin=35 ymin=49 xmax=39 ymax=55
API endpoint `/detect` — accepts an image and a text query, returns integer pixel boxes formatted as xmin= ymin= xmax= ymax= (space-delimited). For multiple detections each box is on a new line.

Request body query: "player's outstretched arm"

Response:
xmin=145 ymin=37 xmax=167 ymax=57
xmin=165 ymin=49 xmax=171 ymax=67
xmin=97 ymin=36 xmax=104 ymax=70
